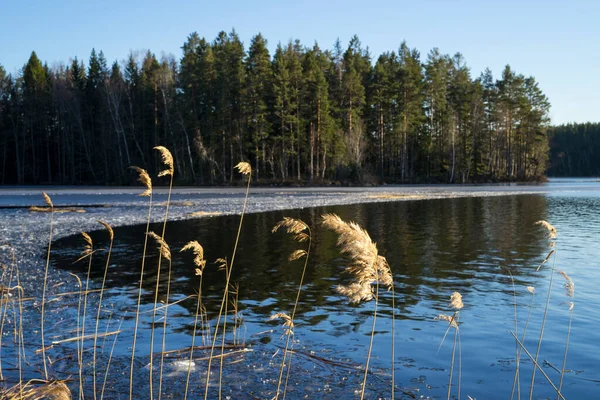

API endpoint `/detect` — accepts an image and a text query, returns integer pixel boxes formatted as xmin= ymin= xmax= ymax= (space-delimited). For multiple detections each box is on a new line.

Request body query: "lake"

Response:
xmin=36 ymin=179 xmax=599 ymax=399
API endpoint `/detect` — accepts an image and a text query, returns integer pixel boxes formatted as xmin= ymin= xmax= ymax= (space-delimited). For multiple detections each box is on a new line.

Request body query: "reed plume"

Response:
xmin=271 ymin=217 xmax=311 ymax=399
xmin=154 ymin=146 xmax=174 ymax=177
xmin=40 ymin=192 xmax=54 ymax=380
xmin=204 ymin=161 xmax=252 ymax=400
xmin=321 ymin=213 xmax=393 ymax=400
xmin=437 ymin=292 xmax=463 ymax=400
xmin=151 ymin=146 xmax=175 ymax=400
xmin=270 ymin=312 xmax=294 ymax=337
xmin=129 ymin=166 xmax=153 ymax=400
xmin=181 ymin=241 xmax=206 ymax=400
xmin=146 ymin=231 xmax=173 ymax=399
xmin=77 ymin=231 xmax=95 ymax=400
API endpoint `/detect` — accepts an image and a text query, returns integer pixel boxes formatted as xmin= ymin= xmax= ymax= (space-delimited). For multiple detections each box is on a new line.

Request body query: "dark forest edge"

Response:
xmin=0 ymin=30 xmax=557 ymax=186
xmin=548 ymin=122 xmax=600 ymax=177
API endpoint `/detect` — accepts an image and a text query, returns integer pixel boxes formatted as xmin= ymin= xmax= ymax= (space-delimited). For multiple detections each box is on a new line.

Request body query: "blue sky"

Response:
xmin=1 ymin=0 xmax=598 ymax=124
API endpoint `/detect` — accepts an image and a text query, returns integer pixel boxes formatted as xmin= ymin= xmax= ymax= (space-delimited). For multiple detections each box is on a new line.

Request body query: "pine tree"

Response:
xmin=243 ymin=33 xmax=272 ymax=180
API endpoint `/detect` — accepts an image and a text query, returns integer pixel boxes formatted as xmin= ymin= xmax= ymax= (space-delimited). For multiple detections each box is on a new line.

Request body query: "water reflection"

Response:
xmin=52 ymin=195 xmax=549 ymax=329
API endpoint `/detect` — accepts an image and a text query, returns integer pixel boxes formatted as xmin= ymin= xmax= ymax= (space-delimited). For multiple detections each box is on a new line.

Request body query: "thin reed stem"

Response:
xmin=68 ymin=272 xmax=84 ymax=400
xmin=93 ymin=222 xmax=114 ymax=400
xmin=40 ymin=192 xmax=54 ymax=380
xmin=557 ymin=304 xmax=573 ymax=397
xmin=360 ymin=280 xmax=379 ymax=400
xmin=101 ymin=314 xmax=126 ymax=400
xmin=391 ymin=281 xmax=396 ymax=400
xmin=218 ymin=277 xmax=231 ymax=400
xmin=447 ymin=322 xmax=458 ymax=400
xmin=0 ymin=258 xmax=16 ymax=381
xmin=510 ymin=331 xmax=566 ymax=400
xmin=204 ymin=162 xmax=251 ymax=400
xmin=129 ymin=179 xmax=152 ymax=400
xmin=158 ymin=258 xmax=173 ymax=397
xmin=511 ymin=288 xmax=535 ymax=400
xmin=276 ymin=232 xmax=312 ymax=400
xmin=150 ymin=147 xmax=174 ymax=400
xmin=183 ymin=276 xmax=203 ymax=400
xmin=529 ymin=255 xmax=556 ymax=400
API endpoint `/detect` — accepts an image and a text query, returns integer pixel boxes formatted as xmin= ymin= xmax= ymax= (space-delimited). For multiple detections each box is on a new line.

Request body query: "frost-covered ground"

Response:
xmin=0 ymin=183 xmax=557 ymax=296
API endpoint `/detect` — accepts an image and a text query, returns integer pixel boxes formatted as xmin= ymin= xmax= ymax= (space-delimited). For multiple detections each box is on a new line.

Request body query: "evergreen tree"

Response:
xmin=243 ymin=33 xmax=272 ymax=179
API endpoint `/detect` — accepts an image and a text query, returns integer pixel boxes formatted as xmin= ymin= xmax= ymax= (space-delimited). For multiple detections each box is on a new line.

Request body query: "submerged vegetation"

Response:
xmin=0 ymin=148 xmax=577 ymax=399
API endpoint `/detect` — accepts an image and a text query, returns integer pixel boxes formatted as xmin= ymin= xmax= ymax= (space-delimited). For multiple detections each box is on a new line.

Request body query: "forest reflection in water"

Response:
xmin=53 ymin=195 xmax=549 ymax=326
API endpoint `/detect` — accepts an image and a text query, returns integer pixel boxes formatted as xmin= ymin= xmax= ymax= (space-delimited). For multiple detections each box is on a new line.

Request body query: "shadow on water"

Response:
xmin=52 ymin=195 xmax=549 ymax=322
xmin=48 ymin=194 xmax=554 ymax=398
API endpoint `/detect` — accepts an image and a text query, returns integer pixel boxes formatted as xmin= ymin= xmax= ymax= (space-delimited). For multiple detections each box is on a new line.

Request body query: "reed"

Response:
xmin=146 ymin=231 xmax=172 ymax=400
xmin=150 ymin=146 xmax=175 ymax=400
xmin=271 ymin=217 xmax=311 ymax=400
xmin=557 ymin=270 xmax=574 ymax=397
xmin=92 ymin=221 xmax=114 ymax=400
xmin=40 ymin=192 xmax=54 ymax=380
xmin=529 ymin=220 xmax=557 ymax=400
xmin=181 ymin=241 xmax=206 ymax=400
xmin=321 ymin=213 xmax=393 ymax=400
xmin=510 ymin=286 xmax=536 ymax=400
xmin=128 ymin=166 xmax=153 ymax=400
xmin=204 ymin=161 xmax=252 ymax=400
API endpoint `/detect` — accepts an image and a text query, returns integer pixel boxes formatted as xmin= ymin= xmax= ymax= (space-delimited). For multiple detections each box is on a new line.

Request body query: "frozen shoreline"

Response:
xmin=0 ymin=184 xmax=554 ymax=295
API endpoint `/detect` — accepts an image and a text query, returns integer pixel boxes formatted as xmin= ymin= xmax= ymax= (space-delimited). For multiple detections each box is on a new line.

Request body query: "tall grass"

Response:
xmin=149 ymin=146 xmax=174 ymax=400
xmin=92 ymin=221 xmax=114 ymax=400
xmin=40 ymin=192 xmax=54 ymax=380
xmin=204 ymin=161 xmax=252 ymax=400
xmin=128 ymin=166 xmax=153 ymax=400
xmin=271 ymin=217 xmax=311 ymax=400
xmin=180 ymin=241 xmax=206 ymax=400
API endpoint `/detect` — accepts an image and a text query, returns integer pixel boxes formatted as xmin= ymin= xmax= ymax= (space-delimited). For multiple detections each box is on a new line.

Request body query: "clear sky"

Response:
xmin=1 ymin=0 xmax=598 ymax=124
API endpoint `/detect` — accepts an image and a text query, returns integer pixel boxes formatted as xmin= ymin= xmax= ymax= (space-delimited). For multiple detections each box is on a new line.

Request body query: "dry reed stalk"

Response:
xmin=204 ymin=161 xmax=252 ymax=400
xmin=219 ymin=261 xmax=232 ymax=400
xmin=501 ymin=266 xmax=521 ymax=400
xmin=181 ymin=241 xmax=206 ymax=400
xmin=67 ymin=272 xmax=84 ymax=400
xmin=1 ymin=379 xmax=72 ymax=400
xmin=146 ymin=231 xmax=172 ymax=399
xmin=510 ymin=332 xmax=566 ymax=400
xmin=2 ymin=244 xmax=27 ymax=399
xmin=557 ymin=270 xmax=574 ymax=397
xmin=128 ymin=166 xmax=153 ymax=400
xmin=529 ymin=220 xmax=557 ymax=400
xmin=92 ymin=221 xmax=114 ymax=400
xmin=40 ymin=192 xmax=54 ymax=380
xmin=321 ymin=213 xmax=393 ymax=400
xmin=77 ymin=231 xmax=94 ymax=400
xmin=100 ymin=314 xmax=126 ymax=400
xmin=437 ymin=292 xmax=464 ymax=400
xmin=511 ymin=286 xmax=536 ymax=400
xmin=0 ymin=259 xmax=16 ymax=382
xmin=271 ymin=217 xmax=311 ymax=400
xmin=151 ymin=146 xmax=175 ymax=400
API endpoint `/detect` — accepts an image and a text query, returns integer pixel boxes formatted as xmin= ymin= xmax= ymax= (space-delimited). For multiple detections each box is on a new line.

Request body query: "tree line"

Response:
xmin=0 ymin=30 xmax=551 ymax=185
xmin=548 ymin=122 xmax=600 ymax=177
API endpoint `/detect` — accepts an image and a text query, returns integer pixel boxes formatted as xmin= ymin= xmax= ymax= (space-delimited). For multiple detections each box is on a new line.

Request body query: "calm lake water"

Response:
xmin=47 ymin=180 xmax=600 ymax=399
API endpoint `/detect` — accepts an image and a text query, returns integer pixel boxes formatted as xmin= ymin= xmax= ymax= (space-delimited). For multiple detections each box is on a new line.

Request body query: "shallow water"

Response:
xmin=1 ymin=180 xmax=599 ymax=399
